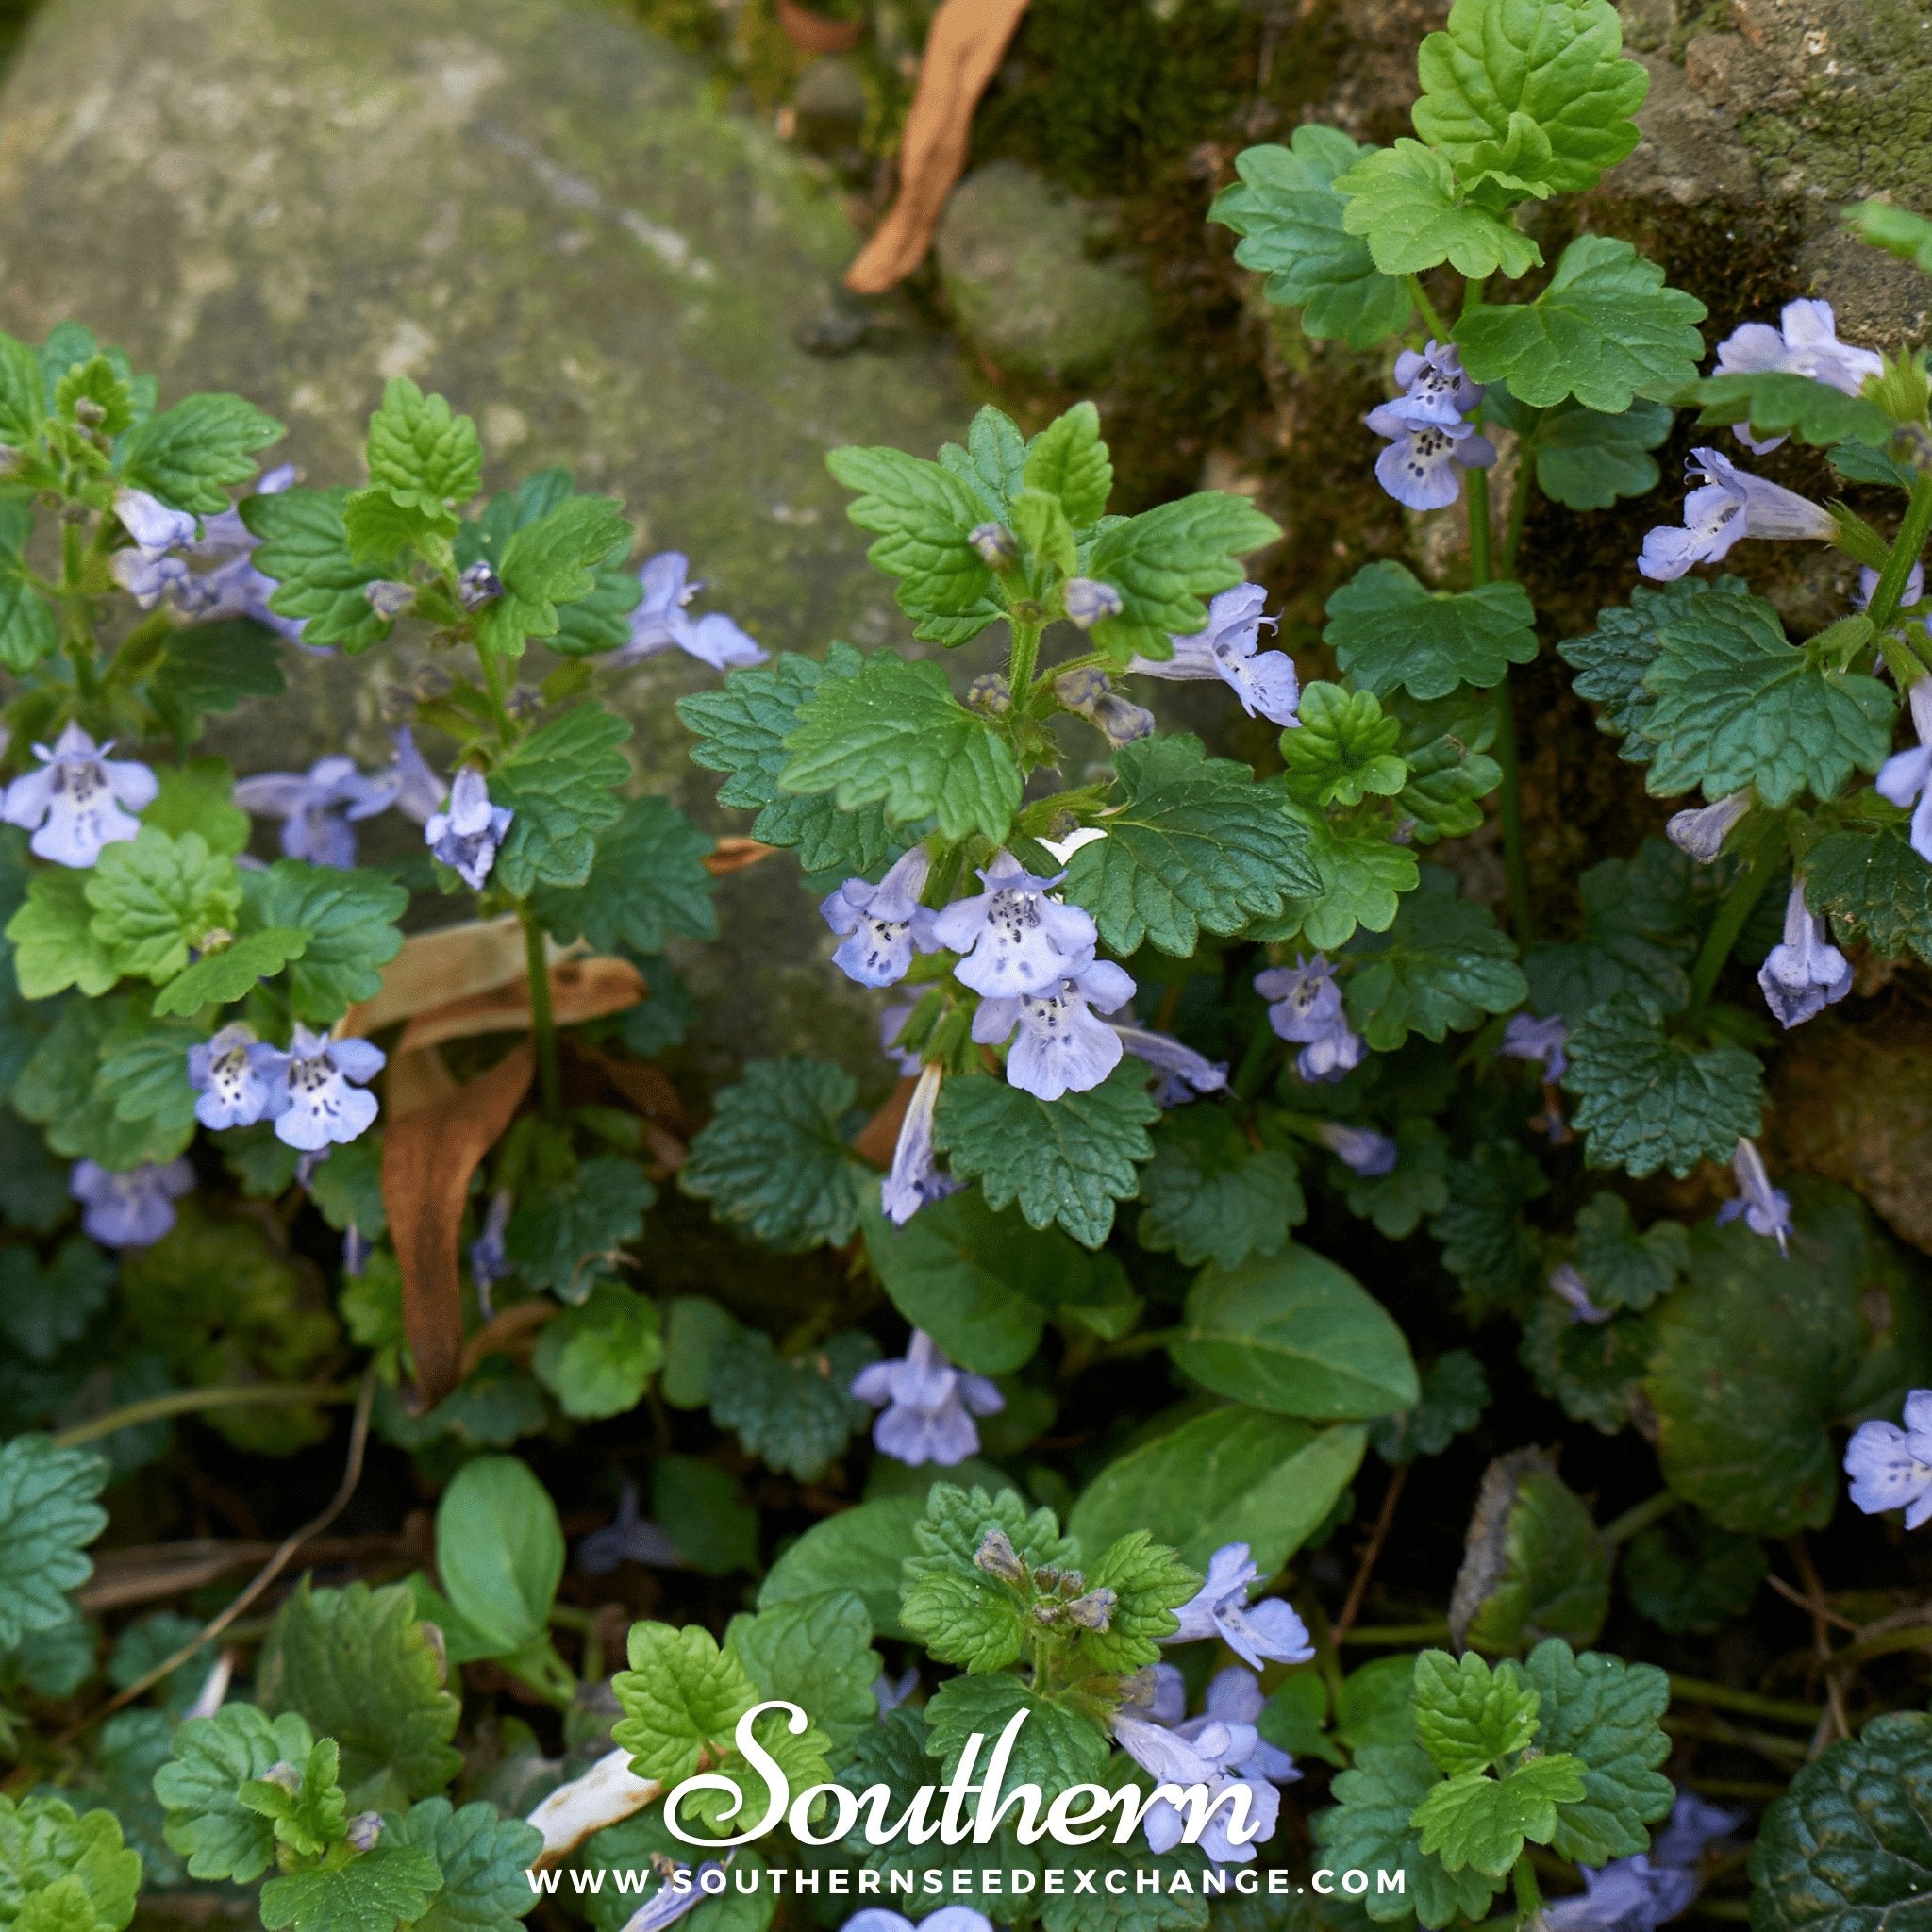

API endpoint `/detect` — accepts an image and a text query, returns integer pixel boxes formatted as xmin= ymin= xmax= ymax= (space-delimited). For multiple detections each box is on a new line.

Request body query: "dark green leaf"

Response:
xmin=1344 ymin=866 xmax=1528 ymax=1050
xmin=527 ymin=795 xmax=717 ymax=952
xmin=1324 ymin=562 xmax=1538 ymax=700
xmin=240 ymin=863 xmax=407 ymax=1023
xmin=708 ymin=1329 xmax=877 ymax=1484
xmin=241 ymin=487 xmax=391 ymax=652
xmin=119 ymin=393 xmax=284 ymax=514
xmin=1136 ymin=1106 xmax=1305 ymax=1270
xmin=491 ymin=704 xmax=630 ymax=894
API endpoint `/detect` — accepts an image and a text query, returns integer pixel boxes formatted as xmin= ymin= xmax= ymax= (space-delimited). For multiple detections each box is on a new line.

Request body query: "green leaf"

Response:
xmin=934 ymin=1063 xmax=1161 ymax=1249
xmin=0 ymin=329 xmax=45 ymax=445
xmin=1807 ymin=825 xmax=1932 ymax=964
xmin=726 ymin=1590 xmax=880 ymax=1757
xmin=900 ymin=1483 xmax=1078 ymax=1674
xmin=680 ymin=1057 xmax=863 ymax=1254
xmin=1174 ymin=1246 xmax=1419 ymax=1420
xmin=1136 ymin=1106 xmax=1305 ymax=1270
xmin=1264 ymin=811 xmax=1421 ymax=951
xmin=1411 ymin=1649 xmax=1540 ymax=1775
xmin=1059 ymin=734 xmax=1320 ymax=955
xmin=0 ymin=1239 xmax=112 ymax=1362
xmin=1526 ymin=398 xmax=1674 ymax=510
xmin=924 ymin=1674 xmax=1109 ymax=1798
xmin=258 ymin=1841 xmax=443 ymax=1932
xmin=1341 ymin=1119 xmax=1454 ymax=1241
xmin=434 ymin=1457 xmax=563 ymax=1657
xmin=84 ymin=827 xmax=239 ymax=984
xmin=1209 ymin=130 xmax=1413 ymax=348
xmin=151 ymin=926 xmax=309 ymax=1017
xmin=239 ymin=863 xmax=407 ymax=1024
xmin=526 ymin=795 xmax=716 ymax=953
xmin=0 ymin=562 xmax=59 ymax=674
xmin=1645 ymin=1188 xmax=1872 ymax=1535
xmin=531 ymin=1281 xmax=662 ymax=1419
xmin=1333 ymin=142 xmax=1542 ymax=281
xmin=143 ymin=757 xmax=251 ymax=858
xmin=505 ymin=1155 xmax=655 ymax=1302
xmin=758 ymin=1494 xmax=927 ymax=1639
xmin=825 ymin=443 xmax=997 ymax=643
xmin=1391 ymin=690 xmax=1504 ymax=844
xmin=14 ymin=997 xmax=192 ymax=1171
xmin=1412 ymin=0 xmax=1648 ymax=193
xmin=93 ymin=1008 xmax=200 ymax=1131
xmin=568 ymin=1816 xmax=769 ymax=1932
xmin=1849 ymin=196 xmax=1932 ymax=269
xmin=255 ymin=1580 xmax=461 ymax=1809
xmin=388 ymin=1798 xmax=543 ymax=1932
xmin=341 ymin=483 xmax=437 ymax=565
xmin=1282 ymin=683 xmax=1408 ymax=808
xmin=708 ymin=1329 xmax=877 ymax=1483
xmin=611 ymin=1620 xmax=758 ymax=1783
xmin=478 ymin=495 xmax=633 ymax=658
xmin=1691 ymin=369 xmax=1890 ymax=448
xmin=240 ymin=487 xmax=391 ymax=652
xmin=363 ymin=376 xmax=481 ymax=516
xmin=1069 ymin=1407 xmax=1366 ymax=1577
xmin=1079 ymin=1529 xmax=1203 ymax=1675
xmin=0 ymin=1794 xmax=142 ymax=1932
xmin=1455 ymin=238 xmax=1705 ymax=411
xmin=1022 ymin=402 xmax=1113 ymax=527
xmin=0 ymin=1436 xmax=107 ymax=1651
xmin=1522 ymin=1640 xmax=1674 ymax=1864
xmin=939 ymin=405 xmax=1029 ymax=520
xmin=1083 ymin=492 xmax=1282 ymax=660
xmin=1325 ymin=563 xmax=1539 ymax=700
xmin=1644 ymin=591 xmax=1894 ymax=808
xmin=1344 ymin=866 xmax=1528 ymax=1050
xmin=1522 ymin=841 xmax=1695 ymax=1024
xmin=652 ymin=1457 xmax=758 ymax=1578
xmin=1410 ymin=1754 xmax=1587 ymax=1877
xmin=676 ymin=645 xmax=896 ymax=875
xmin=1562 ymin=991 xmax=1763 ymax=1178
xmin=156 ymin=1704 xmax=315 ymax=1882
xmin=1370 ymin=1348 xmax=1490 ymax=1462
xmin=6 ymin=870 xmax=121 ymax=998
xmin=1572 ymin=1191 xmax=1690 ymax=1312
xmin=118 ymin=393 xmax=283 ymax=514
xmin=1624 ymin=1514 xmax=1766 ymax=1635
xmin=490 ymin=703 xmax=630 ymax=894
xmin=780 ymin=652 xmax=1022 ymax=844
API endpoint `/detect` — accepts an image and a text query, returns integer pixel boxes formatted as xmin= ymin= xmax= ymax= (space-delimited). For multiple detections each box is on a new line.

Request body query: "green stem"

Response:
xmin=1601 ymin=1490 xmax=1676 ymax=1546
xmin=1512 ymin=1857 xmax=1542 ymax=1928
xmin=1007 ymin=618 xmax=1042 ymax=703
xmin=521 ymin=906 xmax=562 ymax=1122
xmin=1865 ymin=467 xmax=1932 ymax=629
xmin=1492 ymin=675 xmax=1534 ymax=945
xmin=52 ymin=1382 xmax=356 ymax=1449
xmin=1499 ymin=434 xmax=1540 ymax=578
xmin=1667 ymin=1674 xmax=1822 ymax=1728
xmin=1686 ymin=835 xmax=1784 ymax=1012
xmin=1404 ymin=275 xmax=1450 ymax=341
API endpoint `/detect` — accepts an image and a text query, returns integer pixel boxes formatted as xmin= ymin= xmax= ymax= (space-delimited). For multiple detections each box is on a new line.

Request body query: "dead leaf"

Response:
xmin=853 ymin=1074 xmax=916 ymax=1168
xmin=345 ymin=915 xmax=590 ymax=1037
xmin=844 ymin=0 xmax=1033 ymax=293
xmin=703 ymin=837 xmax=780 ymax=876
xmin=776 ymin=0 xmax=866 ymax=53
xmin=459 ymin=1298 xmax=558 ymax=1381
xmin=383 ymin=1042 xmax=534 ymax=1408
xmin=391 ymin=955 xmax=648 ymax=1059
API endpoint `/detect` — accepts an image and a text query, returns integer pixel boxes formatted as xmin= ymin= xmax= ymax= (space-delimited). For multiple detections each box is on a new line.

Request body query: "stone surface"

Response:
xmin=0 ymin=0 xmax=978 ymax=1083
xmin=935 ymin=159 xmax=1154 ymax=378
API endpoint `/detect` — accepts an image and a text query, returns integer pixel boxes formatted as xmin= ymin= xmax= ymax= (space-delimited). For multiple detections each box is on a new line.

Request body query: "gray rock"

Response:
xmin=936 ymin=160 xmax=1154 ymax=379
xmin=0 ymin=0 xmax=978 ymax=1083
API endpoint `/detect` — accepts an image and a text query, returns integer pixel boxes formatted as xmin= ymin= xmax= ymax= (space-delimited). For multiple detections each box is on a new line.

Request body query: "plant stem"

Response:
xmin=1686 ymin=836 xmax=1784 ymax=1012
xmin=521 ymin=905 xmax=562 ymax=1122
xmin=1404 ymin=275 xmax=1450 ymax=341
xmin=1865 ymin=467 xmax=1932 ymax=629
xmin=1007 ymin=618 xmax=1042 ymax=701
xmin=52 ymin=1382 xmax=356 ymax=1449
xmin=1601 ymin=1489 xmax=1676 ymax=1546
xmin=1338 ymin=1619 xmax=1452 ymax=1645
xmin=1512 ymin=1857 xmax=1542 ymax=1927
xmin=1667 ymin=1674 xmax=1822 ymax=1727
xmin=1499 ymin=437 xmax=1540 ymax=578
xmin=1492 ymin=675 xmax=1534 ymax=944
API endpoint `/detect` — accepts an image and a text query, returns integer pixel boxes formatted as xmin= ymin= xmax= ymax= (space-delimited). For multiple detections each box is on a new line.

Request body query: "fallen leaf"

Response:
xmin=345 ymin=914 xmax=589 ymax=1037
xmin=776 ymin=0 xmax=865 ymax=53
xmin=391 ymin=955 xmax=647 ymax=1058
xmin=853 ymin=1074 xmax=916 ymax=1167
xmin=703 ymin=836 xmax=780 ymax=876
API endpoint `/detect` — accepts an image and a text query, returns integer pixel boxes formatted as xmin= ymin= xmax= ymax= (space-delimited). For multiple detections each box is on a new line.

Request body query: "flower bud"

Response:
xmin=260 ymin=1760 xmax=302 ymax=1794
xmin=1091 ymin=692 xmax=1155 ymax=746
xmin=967 ymin=672 xmax=1012 ymax=716
xmin=458 ymin=560 xmax=503 ymax=609
xmin=1063 ymin=577 xmax=1124 ymax=629
xmin=345 ymin=1812 xmax=385 ymax=1852
xmin=0 ymin=445 xmax=20 ymax=477
xmin=74 ymin=397 xmax=107 ymax=428
xmin=364 ymin=579 xmax=415 ymax=618
xmin=1054 ymin=667 xmax=1108 ymax=712
xmin=1065 ymin=1587 xmax=1117 ymax=1632
xmin=974 ymin=1527 xmax=1025 ymax=1585
xmin=970 ymin=522 xmax=1017 ymax=568
xmin=1666 ymin=790 xmax=1752 ymax=863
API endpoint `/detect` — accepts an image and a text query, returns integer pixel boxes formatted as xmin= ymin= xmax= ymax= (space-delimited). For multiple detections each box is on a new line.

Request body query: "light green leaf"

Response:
xmin=363 ymin=375 xmax=481 ymax=516
xmin=924 ymin=1674 xmax=1109 ymax=1799
xmin=726 ymin=1590 xmax=881 ymax=1757
xmin=258 ymin=1840 xmax=443 ymax=1932
xmin=0 ymin=562 xmax=59 ymax=674
xmin=477 ymin=495 xmax=633 ymax=658
xmin=1691 ymin=370 xmax=1890 ymax=449
xmin=531 ymin=1281 xmax=662 ymax=1419
xmin=84 ymin=827 xmax=239 ymax=984
xmin=1344 ymin=866 xmax=1528 ymax=1050
xmin=1262 ymin=812 xmax=1421 ymax=952
xmin=0 ymin=329 xmax=45 ymax=445
xmin=151 ymin=926 xmax=309 ymax=1017
xmin=1410 ymin=1753 xmax=1586 ymax=1876
xmin=611 ymin=1620 xmax=758 ymax=1784
xmin=900 ymin=1484 xmax=1079 ymax=1674
xmin=1325 ymin=562 xmax=1539 ymax=700
xmin=1411 ymin=1649 xmax=1540 ymax=1776
xmin=826 ymin=443 xmax=998 ymax=643
xmin=758 ymin=1495 xmax=927 ymax=1639
xmin=118 ymin=392 xmax=284 ymax=514
xmin=239 ymin=863 xmax=407 ymax=1023
xmin=434 ymin=1457 xmax=564 ymax=1657
xmin=143 ymin=758 xmax=252 ymax=858
xmin=939 ymin=405 xmax=1029 ymax=520
xmin=6 ymin=870 xmax=121 ymax=998
xmin=0 ymin=1794 xmax=141 ymax=1932
xmin=240 ymin=487 xmax=391 ymax=652
xmin=1849 ymin=198 xmax=1932 ymax=271
xmin=490 ymin=703 xmax=630 ymax=894
xmin=0 ymin=1436 xmax=107 ymax=1651
xmin=1078 ymin=1529 xmax=1203 ymax=1675
xmin=156 ymin=1704 xmax=316 ymax=1882
xmin=1334 ymin=142 xmax=1542 ymax=280
xmin=1022 ymin=401 xmax=1113 ymax=527
xmin=94 ymin=1008 xmax=200 ymax=1131
xmin=1282 ymin=683 xmax=1408 ymax=808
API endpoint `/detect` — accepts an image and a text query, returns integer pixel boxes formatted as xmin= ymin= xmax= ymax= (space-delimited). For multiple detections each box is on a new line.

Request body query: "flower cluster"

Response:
xmin=187 ymin=1024 xmax=386 ymax=1151
xmin=1367 ymin=341 xmax=1496 ymax=511
xmin=110 ymin=470 xmax=306 ymax=641
xmin=1255 ymin=955 xmax=1363 ymax=1082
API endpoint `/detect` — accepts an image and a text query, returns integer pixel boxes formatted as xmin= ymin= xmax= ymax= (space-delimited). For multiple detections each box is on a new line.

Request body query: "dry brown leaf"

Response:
xmin=775 ymin=0 xmax=866 ymax=53
xmin=391 ymin=955 xmax=647 ymax=1059
xmin=703 ymin=836 xmax=780 ymax=877
xmin=345 ymin=915 xmax=591 ymax=1037
xmin=383 ymin=1042 xmax=534 ymax=1408
xmin=853 ymin=1074 xmax=916 ymax=1168
xmin=844 ymin=0 xmax=1033 ymax=293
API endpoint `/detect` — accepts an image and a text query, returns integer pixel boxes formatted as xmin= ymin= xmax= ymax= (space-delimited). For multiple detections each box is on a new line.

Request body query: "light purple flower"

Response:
xmin=611 ymin=553 xmax=766 ymax=670
xmin=1501 ymin=1012 xmax=1570 ymax=1082
xmin=1844 ymin=1391 xmax=1932 ymax=1529
xmin=1255 ymin=956 xmax=1365 ymax=1084
xmin=109 ymin=545 xmax=192 ymax=608
xmin=1113 ymin=1699 xmax=1279 ymax=1865
xmin=187 ymin=1023 xmax=275 ymax=1130
xmin=425 ymin=767 xmax=514 ymax=891
xmin=1168 ymin=1542 xmax=1314 ymax=1670
xmin=1651 ymin=1793 xmax=1739 ymax=1869
xmin=1549 ymin=1262 xmax=1611 ymax=1325
xmin=1135 ymin=1666 xmax=1298 ymax=1865
xmin=1544 ymin=1791 xmax=1738 ymax=1932
xmin=880 ymin=1061 xmax=958 ymax=1225
xmin=254 ymin=1025 xmax=385 ymax=1151
xmin=1857 ymin=561 xmax=1927 ymax=636
xmin=1638 ymin=447 xmax=1836 ymax=581
xmin=113 ymin=487 xmax=198 ymax=555
xmin=931 ymin=850 xmax=1098 ymax=998
xmin=233 ymin=757 xmax=398 ymax=869
xmin=1317 ymin=1122 xmax=1398 ymax=1177
xmin=1367 ymin=343 xmax=1494 ymax=512
xmin=1062 ymin=577 xmax=1123 ymax=628
xmin=1715 ymin=1137 xmax=1792 ymax=1256
xmin=389 ymin=727 xmax=446 ymax=827
xmin=822 ymin=847 xmax=936 ymax=989
xmin=850 ymin=1328 xmax=1004 ymax=1468
xmin=872 ymin=1666 xmax=920 ymax=1716
xmin=1713 ymin=301 xmax=1883 ymax=453
xmin=1758 ymin=879 xmax=1852 ymax=1028
xmin=1109 ymin=1023 xmax=1228 ymax=1105
xmin=364 ymin=579 xmax=414 ymax=619
xmin=844 ymin=1911 xmax=991 ymax=1932
xmin=1877 ymin=680 xmax=1932 ymax=865
xmin=71 ymin=1158 xmax=193 ymax=1249
xmin=457 ymin=561 xmax=502 ymax=609
xmin=973 ymin=953 xmax=1137 ymax=1101
xmin=624 ymin=1862 xmax=732 ymax=1932
xmin=877 ymin=1000 xmax=923 ymax=1077
xmin=1124 ymin=584 xmax=1303 ymax=728
xmin=578 ymin=1476 xmax=684 ymax=1573
xmin=2 ymin=723 xmax=158 ymax=868
xmin=470 ymin=1187 xmax=513 ymax=1317
xmin=1666 ymin=790 xmax=1752 ymax=864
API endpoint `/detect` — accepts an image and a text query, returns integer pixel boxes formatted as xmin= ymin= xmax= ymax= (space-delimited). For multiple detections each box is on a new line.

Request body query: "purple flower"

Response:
xmin=71 ymin=1158 xmax=193 ymax=1248
xmin=612 ymin=553 xmax=766 ymax=670
xmin=1844 ymin=1390 xmax=1932 ymax=1529
xmin=233 ymin=757 xmax=398 ymax=868
xmin=1367 ymin=343 xmax=1495 ymax=512
xmin=577 ymin=1476 xmax=685 ymax=1573
xmin=1715 ymin=1137 xmax=1792 ymax=1256
xmin=1544 ymin=1791 xmax=1738 ymax=1932
xmin=1168 ymin=1542 xmax=1314 ymax=1670
xmin=822 ymin=847 xmax=936 ymax=989
xmin=1758 ymin=879 xmax=1852 ymax=1028
xmin=457 ymin=561 xmax=502 ymax=609
xmin=1549 ymin=1262 xmax=1611 ymax=1325
xmin=1124 ymin=584 xmax=1303 ymax=728
xmin=930 ymin=850 xmax=1098 ymax=998
xmin=470 ymin=1187 xmax=513 ymax=1317
xmin=187 ymin=1023 xmax=275 ymax=1130
xmin=1062 ymin=577 xmax=1124 ymax=628
xmin=623 ymin=1862 xmax=732 ymax=1932
xmin=872 ymin=1666 xmax=920 ymax=1716
xmin=364 ymin=580 xmax=414 ymax=619
xmin=425 ymin=767 xmax=514 ymax=891
xmin=972 ymin=953 xmax=1137 ymax=1101
xmin=1665 ymin=790 xmax=1752 ymax=864
xmin=850 ymin=1328 xmax=1004 ymax=1467
xmin=1317 ymin=1122 xmax=1398 ymax=1177
xmin=1638 ymin=447 xmax=1836 ymax=582
xmin=388 ymin=727 xmax=447 ymax=827
xmin=113 ymin=488 xmax=198 ymax=555
xmin=845 ymin=1911 xmax=991 ymax=1932
xmin=1113 ymin=1690 xmax=1282 ymax=1865
xmin=1877 ymin=680 xmax=1932 ymax=865
xmin=2 ymin=723 xmax=158 ymax=868
xmin=1254 ymin=956 xmax=1365 ymax=1084
xmin=877 ymin=1000 xmax=923 ymax=1077
xmin=1132 ymin=1665 xmax=1298 ymax=1866
xmin=1501 ymin=1012 xmax=1570 ymax=1082
xmin=1109 ymin=1023 xmax=1228 ymax=1106
xmin=1713 ymin=301 xmax=1883 ymax=453
xmin=880 ymin=1061 xmax=958 ymax=1226
xmin=253 ymin=1025 xmax=385 ymax=1151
